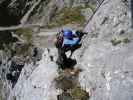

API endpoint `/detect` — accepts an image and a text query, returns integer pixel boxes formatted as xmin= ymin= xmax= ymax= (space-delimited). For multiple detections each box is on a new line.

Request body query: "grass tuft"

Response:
xmin=85 ymin=3 xmax=96 ymax=12
xmin=122 ymin=38 xmax=130 ymax=44
xmin=111 ymin=38 xmax=122 ymax=46
xmin=70 ymin=86 xmax=89 ymax=99
xmin=111 ymin=37 xmax=131 ymax=46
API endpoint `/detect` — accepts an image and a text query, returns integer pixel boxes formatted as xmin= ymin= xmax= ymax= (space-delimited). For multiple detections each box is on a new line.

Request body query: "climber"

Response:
xmin=62 ymin=29 xmax=82 ymax=57
xmin=55 ymin=29 xmax=86 ymax=68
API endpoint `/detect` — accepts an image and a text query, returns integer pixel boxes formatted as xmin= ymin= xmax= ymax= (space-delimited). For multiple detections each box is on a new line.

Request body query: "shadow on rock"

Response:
xmin=6 ymin=71 xmax=20 ymax=88
xmin=57 ymin=92 xmax=73 ymax=100
xmin=6 ymin=57 xmax=25 ymax=88
xmin=58 ymin=58 xmax=77 ymax=70
xmin=65 ymin=58 xmax=77 ymax=68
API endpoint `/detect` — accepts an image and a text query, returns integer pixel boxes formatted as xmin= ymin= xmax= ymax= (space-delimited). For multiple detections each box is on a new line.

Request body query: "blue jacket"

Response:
xmin=62 ymin=37 xmax=80 ymax=47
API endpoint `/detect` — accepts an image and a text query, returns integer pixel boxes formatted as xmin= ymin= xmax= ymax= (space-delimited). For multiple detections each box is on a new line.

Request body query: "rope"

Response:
xmin=82 ymin=0 xmax=106 ymax=31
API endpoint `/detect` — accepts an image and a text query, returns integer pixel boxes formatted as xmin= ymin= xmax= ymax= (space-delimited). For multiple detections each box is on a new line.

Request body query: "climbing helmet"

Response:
xmin=63 ymin=29 xmax=73 ymax=38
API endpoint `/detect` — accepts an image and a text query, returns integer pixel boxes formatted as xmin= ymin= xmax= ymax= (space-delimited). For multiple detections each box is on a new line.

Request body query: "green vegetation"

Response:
xmin=70 ymin=86 xmax=89 ymax=100
xmin=85 ymin=3 xmax=96 ymax=12
xmin=47 ymin=3 xmax=97 ymax=28
xmin=13 ymin=96 xmax=16 ymax=100
xmin=14 ymin=28 xmax=33 ymax=56
xmin=15 ymin=28 xmax=33 ymax=43
xmin=111 ymin=37 xmax=131 ymax=46
xmin=48 ymin=7 xmax=86 ymax=28
xmin=55 ymin=68 xmax=89 ymax=100
xmin=111 ymin=38 xmax=122 ymax=46
xmin=55 ymin=73 xmax=75 ymax=90
xmin=123 ymin=38 xmax=130 ymax=44
xmin=0 ymin=28 xmax=34 ymax=57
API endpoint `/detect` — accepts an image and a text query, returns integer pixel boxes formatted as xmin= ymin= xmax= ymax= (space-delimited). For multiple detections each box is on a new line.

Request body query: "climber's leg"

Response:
xmin=56 ymin=48 xmax=63 ymax=65
xmin=69 ymin=44 xmax=82 ymax=58
xmin=56 ymin=48 xmax=67 ymax=69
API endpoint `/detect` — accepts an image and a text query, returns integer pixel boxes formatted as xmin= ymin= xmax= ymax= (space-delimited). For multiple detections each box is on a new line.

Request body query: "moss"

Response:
xmin=122 ymin=38 xmax=130 ymax=44
xmin=70 ymin=86 xmax=89 ymax=100
xmin=85 ymin=3 xmax=96 ymax=12
xmin=111 ymin=38 xmax=122 ymax=46
xmin=111 ymin=37 xmax=131 ymax=46
xmin=57 ymin=92 xmax=73 ymax=100
xmin=55 ymin=68 xmax=89 ymax=100
xmin=55 ymin=73 xmax=76 ymax=90
xmin=48 ymin=7 xmax=85 ymax=27
xmin=57 ymin=87 xmax=89 ymax=100
xmin=13 ymin=96 xmax=16 ymax=100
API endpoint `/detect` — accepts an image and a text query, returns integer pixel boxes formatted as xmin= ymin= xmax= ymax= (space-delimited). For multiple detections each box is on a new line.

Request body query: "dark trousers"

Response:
xmin=56 ymin=44 xmax=81 ymax=68
xmin=56 ymin=48 xmax=67 ymax=68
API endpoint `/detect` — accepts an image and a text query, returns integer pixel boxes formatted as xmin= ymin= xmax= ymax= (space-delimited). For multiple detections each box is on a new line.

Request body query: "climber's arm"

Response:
xmin=63 ymin=38 xmax=80 ymax=47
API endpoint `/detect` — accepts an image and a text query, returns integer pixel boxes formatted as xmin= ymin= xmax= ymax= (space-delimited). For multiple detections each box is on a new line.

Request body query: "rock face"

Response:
xmin=77 ymin=0 xmax=133 ymax=100
xmin=0 ymin=51 xmax=11 ymax=100
xmin=0 ymin=45 xmax=42 ymax=100
xmin=8 ymin=48 xmax=59 ymax=100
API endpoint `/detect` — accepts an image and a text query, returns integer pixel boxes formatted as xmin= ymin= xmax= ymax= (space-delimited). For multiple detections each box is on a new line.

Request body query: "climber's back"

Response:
xmin=62 ymin=29 xmax=80 ymax=48
xmin=55 ymin=29 xmax=80 ymax=50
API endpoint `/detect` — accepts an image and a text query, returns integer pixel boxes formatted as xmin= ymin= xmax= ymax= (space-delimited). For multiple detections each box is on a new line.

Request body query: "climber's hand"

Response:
xmin=75 ymin=30 xmax=87 ymax=38
xmin=80 ymin=32 xmax=87 ymax=38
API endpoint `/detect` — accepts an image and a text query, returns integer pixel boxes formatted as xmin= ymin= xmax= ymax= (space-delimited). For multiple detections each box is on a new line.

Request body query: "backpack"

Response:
xmin=55 ymin=32 xmax=63 ymax=48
